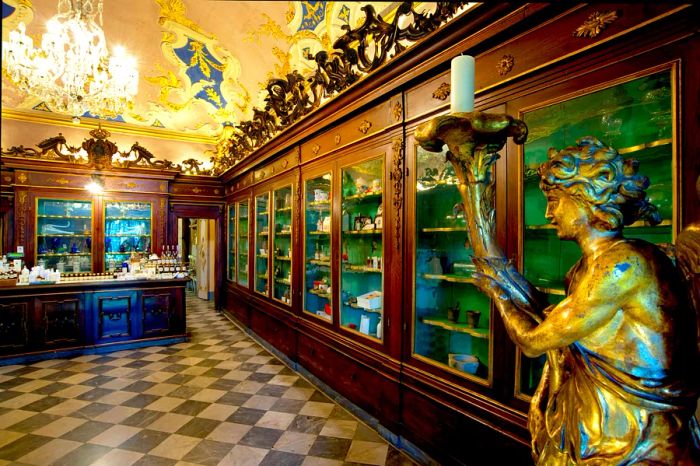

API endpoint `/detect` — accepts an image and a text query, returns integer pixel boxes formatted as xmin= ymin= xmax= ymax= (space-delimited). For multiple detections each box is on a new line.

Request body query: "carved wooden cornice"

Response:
xmin=214 ymin=1 xmax=469 ymax=175
xmin=1 ymin=125 xmax=214 ymax=176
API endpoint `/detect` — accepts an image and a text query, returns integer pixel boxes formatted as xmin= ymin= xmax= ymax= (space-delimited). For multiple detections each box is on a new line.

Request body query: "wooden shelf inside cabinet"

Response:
xmin=105 ymin=234 xmax=151 ymax=237
xmin=257 ymin=254 xmax=269 ymax=259
xmin=421 ymin=227 xmax=467 ymax=233
xmin=308 ymin=201 xmax=330 ymax=209
xmin=343 ymin=229 xmax=382 ymax=235
xmin=308 ymin=259 xmax=330 ymax=266
xmin=256 ymin=274 xmax=269 ymax=280
xmin=275 ymin=256 xmax=292 ymax=261
xmin=258 ymin=232 xmax=269 ymax=236
xmin=38 ymin=234 xmax=91 ymax=237
xmin=276 ymin=207 xmax=292 ymax=212
xmin=422 ymin=316 xmax=489 ymax=339
xmin=344 ymin=191 xmax=382 ymax=202
xmin=345 ymin=302 xmax=382 ymax=314
xmin=422 ymin=273 xmax=475 ymax=284
xmin=275 ymin=278 xmax=291 ymax=285
xmin=105 ymin=252 xmax=138 ymax=255
xmin=37 ymin=253 xmax=91 ymax=257
xmin=38 ymin=215 xmax=91 ymax=219
xmin=344 ymin=264 xmax=381 ymax=273
xmin=105 ymin=217 xmax=151 ymax=221
xmin=308 ymin=289 xmax=331 ymax=299
xmin=309 ymin=231 xmax=330 ymax=236
xmin=276 ymin=232 xmax=292 ymax=236
xmin=258 ymin=211 xmax=269 ymax=216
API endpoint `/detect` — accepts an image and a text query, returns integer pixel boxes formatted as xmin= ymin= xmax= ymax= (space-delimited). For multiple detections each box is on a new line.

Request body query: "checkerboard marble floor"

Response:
xmin=0 ymin=296 xmax=416 ymax=466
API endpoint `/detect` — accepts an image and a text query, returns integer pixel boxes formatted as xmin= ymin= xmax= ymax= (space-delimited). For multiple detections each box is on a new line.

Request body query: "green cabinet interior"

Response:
xmin=413 ymin=145 xmax=491 ymax=381
xmin=304 ymin=174 xmax=332 ymax=321
xmin=518 ymin=70 xmax=674 ymax=397
xmin=36 ymin=199 xmax=93 ymax=273
xmin=104 ymin=201 xmax=152 ymax=271
xmin=227 ymin=204 xmax=235 ymax=281
xmin=236 ymin=200 xmax=249 ymax=287
xmin=273 ymin=186 xmax=293 ymax=304
xmin=340 ymin=157 xmax=384 ymax=340
xmin=255 ymin=193 xmax=269 ymax=294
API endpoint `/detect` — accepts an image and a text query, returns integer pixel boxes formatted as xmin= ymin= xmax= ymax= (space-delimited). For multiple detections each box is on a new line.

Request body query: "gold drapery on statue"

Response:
xmin=416 ymin=113 xmax=700 ymax=465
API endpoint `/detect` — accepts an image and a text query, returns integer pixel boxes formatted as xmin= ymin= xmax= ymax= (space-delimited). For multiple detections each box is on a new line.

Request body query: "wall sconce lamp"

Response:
xmin=85 ymin=174 xmax=105 ymax=194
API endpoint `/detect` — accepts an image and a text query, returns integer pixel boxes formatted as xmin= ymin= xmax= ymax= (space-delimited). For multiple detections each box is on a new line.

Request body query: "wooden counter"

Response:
xmin=0 ymin=278 xmax=189 ymax=364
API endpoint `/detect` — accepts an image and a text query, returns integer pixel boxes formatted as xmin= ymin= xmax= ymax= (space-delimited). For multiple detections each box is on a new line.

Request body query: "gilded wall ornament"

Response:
xmin=573 ymin=10 xmax=619 ymax=38
xmin=312 ymin=144 xmax=321 ymax=155
xmin=358 ymin=120 xmax=372 ymax=135
xmin=17 ymin=173 xmax=27 ymax=184
xmin=392 ymin=101 xmax=403 ymax=122
xmin=432 ymin=82 xmax=451 ymax=101
xmin=390 ymin=136 xmax=404 ymax=251
xmin=335 ymin=133 xmax=342 ymax=145
xmin=17 ymin=191 xmax=27 ymax=245
xmin=497 ymin=55 xmax=515 ymax=76
xmin=50 ymin=178 xmax=70 ymax=185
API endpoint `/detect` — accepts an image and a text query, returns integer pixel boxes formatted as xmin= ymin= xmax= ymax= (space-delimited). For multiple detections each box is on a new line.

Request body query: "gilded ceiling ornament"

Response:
xmin=358 ymin=120 xmax=372 ymax=135
xmin=573 ymin=10 xmax=619 ymax=38
xmin=497 ymin=55 xmax=515 ymax=76
xmin=432 ymin=82 xmax=451 ymax=101
xmin=392 ymin=101 xmax=403 ymax=122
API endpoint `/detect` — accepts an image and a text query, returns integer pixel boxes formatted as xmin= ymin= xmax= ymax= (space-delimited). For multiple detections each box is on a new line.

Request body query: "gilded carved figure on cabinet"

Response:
xmin=474 ymin=137 xmax=700 ymax=464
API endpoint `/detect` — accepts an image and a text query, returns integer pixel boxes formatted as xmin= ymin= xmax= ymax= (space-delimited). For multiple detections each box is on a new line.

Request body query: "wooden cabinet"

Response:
xmin=224 ymin=4 xmax=700 ymax=464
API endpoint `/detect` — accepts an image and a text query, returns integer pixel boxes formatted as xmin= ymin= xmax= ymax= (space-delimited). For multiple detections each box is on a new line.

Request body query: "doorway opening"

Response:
xmin=178 ymin=218 xmax=216 ymax=301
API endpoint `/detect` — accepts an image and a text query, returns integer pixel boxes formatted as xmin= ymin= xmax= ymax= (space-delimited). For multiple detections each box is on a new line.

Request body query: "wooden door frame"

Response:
xmin=168 ymin=202 xmax=225 ymax=310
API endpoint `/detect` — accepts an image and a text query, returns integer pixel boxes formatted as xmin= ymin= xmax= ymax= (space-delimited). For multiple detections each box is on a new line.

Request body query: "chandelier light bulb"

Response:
xmin=1 ymin=0 xmax=138 ymax=119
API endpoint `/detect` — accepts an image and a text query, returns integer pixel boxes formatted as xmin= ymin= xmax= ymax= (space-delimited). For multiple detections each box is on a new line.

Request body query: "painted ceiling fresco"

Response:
xmin=2 ymin=1 xmax=414 ymax=140
xmin=2 ymin=0 xmax=474 ymax=173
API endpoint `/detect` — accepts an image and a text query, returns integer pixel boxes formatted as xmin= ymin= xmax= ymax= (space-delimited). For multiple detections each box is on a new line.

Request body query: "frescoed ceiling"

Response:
xmin=2 ymin=1 xmax=473 ymax=172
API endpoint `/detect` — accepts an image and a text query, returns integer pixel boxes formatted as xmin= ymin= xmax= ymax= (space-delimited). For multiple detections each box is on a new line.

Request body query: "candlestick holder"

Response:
xmin=415 ymin=111 xmax=542 ymax=313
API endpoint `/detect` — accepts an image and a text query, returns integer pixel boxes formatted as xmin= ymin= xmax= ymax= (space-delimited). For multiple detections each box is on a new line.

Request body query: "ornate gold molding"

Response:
xmin=1 ymin=126 xmax=214 ymax=176
xmin=573 ymin=11 xmax=618 ymax=38
xmin=312 ymin=144 xmax=321 ymax=155
xmin=159 ymin=198 xmax=167 ymax=245
xmin=392 ymin=101 xmax=403 ymax=122
xmin=390 ymin=136 xmax=404 ymax=251
xmin=432 ymin=82 xmax=451 ymax=101
xmin=358 ymin=120 xmax=372 ymax=135
xmin=497 ymin=55 xmax=515 ymax=76
xmin=17 ymin=191 xmax=27 ymax=245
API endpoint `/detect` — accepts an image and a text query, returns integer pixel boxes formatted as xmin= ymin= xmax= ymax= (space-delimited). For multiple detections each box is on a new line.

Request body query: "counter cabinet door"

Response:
xmin=35 ymin=293 xmax=86 ymax=347
xmin=141 ymin=289 xmax=183 ymax=336
xmin=93 ymin=290 xmax=138 ymax=343
xmin=0 ymin=299 xmax=32 ymax=353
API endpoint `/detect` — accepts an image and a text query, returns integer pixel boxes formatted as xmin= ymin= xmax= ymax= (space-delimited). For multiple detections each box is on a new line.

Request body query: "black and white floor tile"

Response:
xmin=0 ymin=296 xmax=416 ymax=466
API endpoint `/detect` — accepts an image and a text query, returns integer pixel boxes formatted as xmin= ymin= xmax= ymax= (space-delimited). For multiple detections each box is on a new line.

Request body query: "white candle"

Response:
xmin=450 ymin=55 xmax=475 ymax=113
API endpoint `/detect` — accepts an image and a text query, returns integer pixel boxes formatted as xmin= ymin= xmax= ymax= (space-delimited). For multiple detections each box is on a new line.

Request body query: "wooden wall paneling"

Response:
xmin=38 ymin=294 xmax=85 ymax=347
xmin=0 ymin=300 xmax=31 ymax=353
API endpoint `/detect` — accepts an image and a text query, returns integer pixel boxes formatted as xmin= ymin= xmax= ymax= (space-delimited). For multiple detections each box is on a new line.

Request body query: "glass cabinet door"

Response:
xmin=36 ymin=198 xmax=93 ymax=273
xmin=340 ymin=157 xmax=384 ymax=340
xmin=227 ymin=203 xmax=235 ymax=281
xmin=104 ymin=201 xmax=152 ymax=271
xmin=413 ymin=145 xmax=492 ymax=382
xmin=304 ymin=174 xmax=332 ymax=321
xmin=255 ymin=193 xmax=270 ymax=295
xmin=236 ymin=200 xmax=249 ymax=287
xmin=518 ymin=70 xmax=674 ymax=397
xmin=273 ymin=186 xmax=293 ymax=305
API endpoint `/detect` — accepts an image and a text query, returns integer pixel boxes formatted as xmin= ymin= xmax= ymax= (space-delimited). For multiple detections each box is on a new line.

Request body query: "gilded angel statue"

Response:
xmin=474 ymin=137 xmax=700 ymax=464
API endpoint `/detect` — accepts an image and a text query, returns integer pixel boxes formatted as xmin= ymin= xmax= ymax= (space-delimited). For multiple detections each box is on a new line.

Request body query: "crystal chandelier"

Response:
xmin=2 ymin=0 xmax=138 ymax=118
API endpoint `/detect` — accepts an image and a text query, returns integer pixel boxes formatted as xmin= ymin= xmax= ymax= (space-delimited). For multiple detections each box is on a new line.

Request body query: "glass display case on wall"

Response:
xmin=236 ymin=200 xmax=249 ymax=287
xmin=255 ymin=193 xmax=270 ymax=295
xmin=36 ymin=198 xmax=93 ymax=273
xmin=228 ymin=204 xmax=235 ymax=281
xmin=104 ymin=201 xmax=152 ymax=272
xmin=518 ymin=69 xmax=674 ymax=397
xmin=340 ymin=157 xmax=384 ymax=340
xmin=272 ymin=186 xmax=293 ymax=305
xmin=412 ymin=145 xmax=492 ymax=382
xmin=303 ymin=174 xmax=332 ymax=321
